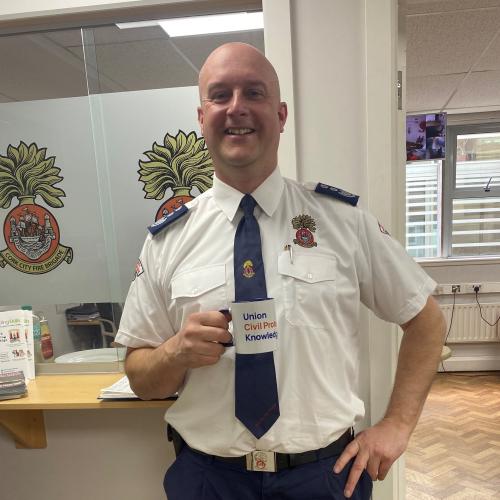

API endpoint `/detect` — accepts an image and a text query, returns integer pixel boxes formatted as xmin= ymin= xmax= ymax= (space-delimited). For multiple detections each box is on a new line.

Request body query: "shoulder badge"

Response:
xmin=147 ymin=205 xmax=189 ymax=235
xmin=314 ymin=183 xmax=359 ymax=207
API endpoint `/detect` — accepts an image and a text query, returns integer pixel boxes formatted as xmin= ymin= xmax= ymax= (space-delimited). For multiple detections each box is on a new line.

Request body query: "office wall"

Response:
xmin=265 ymin=1 xmax=401 ymax=499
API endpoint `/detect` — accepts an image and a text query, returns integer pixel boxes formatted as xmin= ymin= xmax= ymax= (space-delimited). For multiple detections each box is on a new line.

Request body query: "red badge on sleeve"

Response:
xmin=134 ymin=259 xmax=144 ymax=279
xmin=378 ymin=222 xmax=390 ymax=236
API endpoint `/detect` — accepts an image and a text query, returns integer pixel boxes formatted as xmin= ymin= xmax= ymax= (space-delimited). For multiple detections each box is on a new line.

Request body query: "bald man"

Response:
xmin=116 ymin=43 xmax=446 ymax=500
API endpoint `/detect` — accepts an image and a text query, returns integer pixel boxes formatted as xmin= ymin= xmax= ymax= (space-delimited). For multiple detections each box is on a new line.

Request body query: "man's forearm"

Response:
xmin=125 ymin=339 xmax=187 ymax=400
xmin=383 ymin=296 xmax=446 ymax=432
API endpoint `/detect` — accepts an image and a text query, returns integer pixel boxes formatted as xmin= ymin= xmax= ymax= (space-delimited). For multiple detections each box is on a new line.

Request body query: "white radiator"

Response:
xmin=440 ymin=303 xmax=500 ymax=343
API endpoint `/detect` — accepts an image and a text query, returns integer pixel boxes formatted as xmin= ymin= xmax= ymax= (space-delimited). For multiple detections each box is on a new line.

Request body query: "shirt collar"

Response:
xmin=212 ymin=168 xmax=284 ymax=221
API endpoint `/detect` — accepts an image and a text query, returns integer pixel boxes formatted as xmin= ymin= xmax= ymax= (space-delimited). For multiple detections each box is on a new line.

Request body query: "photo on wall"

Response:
xmin=406 ymin=113 xmax=447 ymax=162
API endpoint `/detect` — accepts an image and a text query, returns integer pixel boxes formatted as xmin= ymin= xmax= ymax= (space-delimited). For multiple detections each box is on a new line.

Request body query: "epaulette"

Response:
xmin=148 ymin=205 xmax=189 ymax=235
xmin=313 ymin=182 xmax=359 ymax=207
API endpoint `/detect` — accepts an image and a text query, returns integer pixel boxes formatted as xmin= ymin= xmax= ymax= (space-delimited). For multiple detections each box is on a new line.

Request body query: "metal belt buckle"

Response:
xmin=246 ymin=450 xmax=277 ymax=472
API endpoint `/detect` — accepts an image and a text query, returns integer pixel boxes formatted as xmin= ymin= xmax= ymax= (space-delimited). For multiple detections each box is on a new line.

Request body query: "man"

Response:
xmin=116 ymin=43 xmax=446 ymax=499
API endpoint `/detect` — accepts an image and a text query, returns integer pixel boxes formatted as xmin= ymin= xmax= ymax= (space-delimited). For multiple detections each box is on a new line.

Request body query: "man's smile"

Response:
xmin=225 ymin=128 xmax=255 ymax=135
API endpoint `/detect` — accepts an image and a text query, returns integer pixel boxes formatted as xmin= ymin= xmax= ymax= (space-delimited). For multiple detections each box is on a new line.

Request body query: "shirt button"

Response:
xmin=307 ymin=273 xmax=313 ymax=280
xmin=192 ymin=288 xmax=199 ymax=294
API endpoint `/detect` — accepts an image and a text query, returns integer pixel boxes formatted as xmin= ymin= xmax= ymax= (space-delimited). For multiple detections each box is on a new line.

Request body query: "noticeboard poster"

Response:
xmin=406 ymin=113 xmax=446 ymax=161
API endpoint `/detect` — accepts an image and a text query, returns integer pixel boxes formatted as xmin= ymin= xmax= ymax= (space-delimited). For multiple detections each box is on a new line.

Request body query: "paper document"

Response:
xmin=99 ymin=375 xmax=178 ymax=400
xmin=99 ymin=375 xmax=137 ymax=399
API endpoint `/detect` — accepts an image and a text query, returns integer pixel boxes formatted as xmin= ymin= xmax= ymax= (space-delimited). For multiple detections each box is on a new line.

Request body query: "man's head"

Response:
xmin=198 ymin=43 xmax=287 ymax=190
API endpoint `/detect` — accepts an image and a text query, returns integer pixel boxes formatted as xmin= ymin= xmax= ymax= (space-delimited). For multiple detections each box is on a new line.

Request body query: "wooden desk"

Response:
xmin=0 ymin=373 xmax=174 ymax=449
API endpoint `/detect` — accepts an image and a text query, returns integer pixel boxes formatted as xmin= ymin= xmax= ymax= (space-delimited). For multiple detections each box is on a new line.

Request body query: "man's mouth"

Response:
xmin=225 ymin=128 xmax=255 ymax=135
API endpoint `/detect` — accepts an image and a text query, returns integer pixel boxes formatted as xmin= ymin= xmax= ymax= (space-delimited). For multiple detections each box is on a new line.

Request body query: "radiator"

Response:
xmin=440 ymin=303 xmax=500 ymax=343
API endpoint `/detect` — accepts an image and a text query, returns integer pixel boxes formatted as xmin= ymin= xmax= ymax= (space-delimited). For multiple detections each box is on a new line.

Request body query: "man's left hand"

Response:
xmin=333 ymin=419 xmax=411 ymax=498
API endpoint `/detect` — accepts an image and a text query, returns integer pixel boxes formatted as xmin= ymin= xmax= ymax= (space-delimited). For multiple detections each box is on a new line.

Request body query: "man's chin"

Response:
xmin=219 ymin=154 xmax=257 ymax=169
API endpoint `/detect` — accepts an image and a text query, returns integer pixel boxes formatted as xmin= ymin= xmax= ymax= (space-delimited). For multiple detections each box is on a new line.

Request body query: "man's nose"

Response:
xmin=227 ymin=91 xmax=248 ymax=115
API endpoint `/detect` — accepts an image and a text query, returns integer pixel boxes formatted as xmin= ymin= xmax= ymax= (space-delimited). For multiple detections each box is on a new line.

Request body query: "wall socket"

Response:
xmin=435 ymin=282 xmax=497 ymax=295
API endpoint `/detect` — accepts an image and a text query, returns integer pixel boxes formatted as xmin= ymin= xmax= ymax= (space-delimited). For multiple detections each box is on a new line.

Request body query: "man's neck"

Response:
xmin=214 ymin=165 xmax=277 ymax=194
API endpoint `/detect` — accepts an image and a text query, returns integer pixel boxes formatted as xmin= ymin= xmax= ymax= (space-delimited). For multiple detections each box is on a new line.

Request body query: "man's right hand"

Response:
xmin=166 ymin=311 xmax=232 ymax=369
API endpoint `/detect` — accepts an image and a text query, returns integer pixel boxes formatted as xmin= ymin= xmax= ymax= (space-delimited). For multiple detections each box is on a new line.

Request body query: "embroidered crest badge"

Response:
xmin=242 ymin=259 xmax=255 ymax=278
xmin=292 ymin=214 xmax=318 ymax=248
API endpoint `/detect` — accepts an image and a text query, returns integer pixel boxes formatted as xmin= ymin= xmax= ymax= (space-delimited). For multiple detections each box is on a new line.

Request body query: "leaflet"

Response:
xmin=0 ymin=309 xmax=35 ymax=380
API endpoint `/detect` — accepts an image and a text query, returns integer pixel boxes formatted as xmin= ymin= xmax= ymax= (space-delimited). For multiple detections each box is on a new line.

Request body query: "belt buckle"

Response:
xmin=246 ymin=450 xmax=277 ymax=472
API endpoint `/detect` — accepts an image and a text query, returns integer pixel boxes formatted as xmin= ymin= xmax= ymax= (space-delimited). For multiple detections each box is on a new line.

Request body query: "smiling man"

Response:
xmin=197 ymin=43 xmax=287 ymax=193
xmin=116 ymin=43 xmax=446 ymax=500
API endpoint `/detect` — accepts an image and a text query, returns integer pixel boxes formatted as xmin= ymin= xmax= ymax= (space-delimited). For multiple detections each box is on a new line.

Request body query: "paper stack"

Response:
xmin=99 ymin=375 xmax=138 ymax=399
xmin=98 ymin=376 xmax=178 ymax=400
xmin=0 ymin=370 xmax=27 ymax=400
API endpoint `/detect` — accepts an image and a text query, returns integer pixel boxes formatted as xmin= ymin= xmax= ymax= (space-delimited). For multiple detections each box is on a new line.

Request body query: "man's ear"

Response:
xmin=197 ymin=107 xmax=204 ymax=135
xmin=278 ymin=102 xmax=288 ymax=133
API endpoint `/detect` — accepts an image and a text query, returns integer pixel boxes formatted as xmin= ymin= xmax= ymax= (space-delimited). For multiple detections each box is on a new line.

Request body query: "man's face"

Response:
xmin=198 ymin=45 xmax=287 ymax=180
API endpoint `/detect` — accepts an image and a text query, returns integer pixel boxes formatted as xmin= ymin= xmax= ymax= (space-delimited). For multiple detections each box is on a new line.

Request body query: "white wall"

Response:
xmin=264 ymin=1 xmax=401 ymax=499
xmin=1 ymin=409 xmax=174 ymax=500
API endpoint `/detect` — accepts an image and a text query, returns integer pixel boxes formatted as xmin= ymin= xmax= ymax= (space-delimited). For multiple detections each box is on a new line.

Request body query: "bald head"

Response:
xmin=198 ymin=43 xmax=281 ymax=101
xmin=196 ymin=42 xmax=287 ymax=192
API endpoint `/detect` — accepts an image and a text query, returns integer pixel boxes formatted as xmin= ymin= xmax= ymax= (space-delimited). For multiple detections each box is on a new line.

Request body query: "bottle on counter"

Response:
xmin=38 ymin=314 xmax=54 ymax=362
xmin=32 ymin=312 xmax=43 ymax=364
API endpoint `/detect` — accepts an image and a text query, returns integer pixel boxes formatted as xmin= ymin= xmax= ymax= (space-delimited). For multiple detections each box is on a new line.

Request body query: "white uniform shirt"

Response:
xmin=116 ymin=168 xmax=436 ymax=456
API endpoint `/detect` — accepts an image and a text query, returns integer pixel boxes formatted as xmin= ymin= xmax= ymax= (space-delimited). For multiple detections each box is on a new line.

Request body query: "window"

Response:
xmin=406 ymin=160 xmax=441 ymax=258
xmin=406 ymin=123 xmax=500 ymax=259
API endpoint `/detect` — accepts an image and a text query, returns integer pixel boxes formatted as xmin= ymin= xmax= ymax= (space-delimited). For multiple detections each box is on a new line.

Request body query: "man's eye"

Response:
xmin=246 ymin=89 xmax=266 ymax=100
xmin=210 ymin=91 xmax=230 ymax=103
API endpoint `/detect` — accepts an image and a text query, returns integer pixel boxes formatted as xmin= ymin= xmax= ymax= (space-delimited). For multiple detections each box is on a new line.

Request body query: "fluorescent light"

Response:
xmin=116 ymin=20 xmax=159 ymax=29
xmin=117 ymin=12 xmax=263 ymax=37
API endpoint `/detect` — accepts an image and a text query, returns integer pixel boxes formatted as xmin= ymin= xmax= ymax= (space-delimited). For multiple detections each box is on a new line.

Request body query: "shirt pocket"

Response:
xmin=171 ymin=264 xmax=228 ymax=316
xmin=277 ymin=250 xmax=336 ymax=328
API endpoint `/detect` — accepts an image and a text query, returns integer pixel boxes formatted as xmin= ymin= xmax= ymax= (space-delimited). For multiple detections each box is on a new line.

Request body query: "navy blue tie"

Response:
xmin=234 ymin=194 xmax=280 ymax=438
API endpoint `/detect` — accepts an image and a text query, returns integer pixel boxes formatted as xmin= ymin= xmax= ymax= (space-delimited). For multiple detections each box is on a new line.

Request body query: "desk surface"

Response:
xmin=0 ymin=373 xmax=174 ymax=410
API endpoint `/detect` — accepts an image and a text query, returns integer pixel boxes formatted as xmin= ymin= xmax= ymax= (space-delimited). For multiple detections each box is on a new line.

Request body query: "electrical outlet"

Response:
xmin=451 ymin=284 xmax=461 ymax=293
xmin=472 ymin=284 xmax=481 ymax=293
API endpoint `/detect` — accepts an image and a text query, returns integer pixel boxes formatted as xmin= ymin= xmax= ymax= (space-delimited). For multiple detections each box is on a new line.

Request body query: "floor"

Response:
xmin=405 ymin=371 xmax=500 ymax=499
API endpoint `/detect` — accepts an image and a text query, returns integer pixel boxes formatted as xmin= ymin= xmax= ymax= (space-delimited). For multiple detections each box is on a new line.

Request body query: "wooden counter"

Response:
xmin=0 ymin=373 xmax=174 ymax=449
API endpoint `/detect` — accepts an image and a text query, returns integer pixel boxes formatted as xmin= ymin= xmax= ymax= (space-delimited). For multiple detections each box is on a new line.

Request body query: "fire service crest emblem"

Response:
xmin=138 ymin=130 xmax=213 ymax=221
xmin=292 ymin=214 xmax=318 ymax=248
xmin=0 ymin=142 xmax=73 ymax=274
xmin=242 ymin=259 xmax=255 ymax=278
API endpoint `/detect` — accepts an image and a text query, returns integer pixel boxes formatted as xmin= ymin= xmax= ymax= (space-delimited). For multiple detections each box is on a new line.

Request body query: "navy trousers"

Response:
xmin=164 ymin=446 xmax=372 ymax=500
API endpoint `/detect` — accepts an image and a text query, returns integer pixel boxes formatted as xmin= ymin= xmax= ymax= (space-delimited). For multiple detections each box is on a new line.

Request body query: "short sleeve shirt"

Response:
xmin=116 ymin=168 xmax=436 ymax=456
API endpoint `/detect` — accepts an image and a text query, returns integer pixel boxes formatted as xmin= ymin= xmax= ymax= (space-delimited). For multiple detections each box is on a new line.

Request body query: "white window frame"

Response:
xmin=442 ymin=122 xmax=500 ymax=258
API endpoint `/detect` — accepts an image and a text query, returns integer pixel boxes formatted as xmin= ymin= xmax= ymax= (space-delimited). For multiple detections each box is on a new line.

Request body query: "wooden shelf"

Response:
xmin=0 ymin=373 xmax=174 ymax=449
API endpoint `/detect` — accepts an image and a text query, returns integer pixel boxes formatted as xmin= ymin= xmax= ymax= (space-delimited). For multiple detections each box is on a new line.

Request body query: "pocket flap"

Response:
xmin=171 ymin=264 xmax=226 ymax=298
xmin=278 ymin=251 xmax=335 ymax=283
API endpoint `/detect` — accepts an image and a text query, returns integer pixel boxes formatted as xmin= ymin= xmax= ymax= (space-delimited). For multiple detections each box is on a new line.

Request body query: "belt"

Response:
xmin=168 ymin=426 xmax=353 ymax=473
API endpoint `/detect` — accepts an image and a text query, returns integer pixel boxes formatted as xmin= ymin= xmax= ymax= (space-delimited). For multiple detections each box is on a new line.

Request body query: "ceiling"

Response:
xmin=1 ymin=2 xmax=499 ymax=117
xmin=0 ymin=24 xmax=264 ymax=103
xmin=406 ymin=0 xmax=500 ymax=113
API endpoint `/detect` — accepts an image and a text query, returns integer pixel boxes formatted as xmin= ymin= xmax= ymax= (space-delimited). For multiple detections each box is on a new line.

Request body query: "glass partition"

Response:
xmin=0 ymin=13 xmax=264 ymax=367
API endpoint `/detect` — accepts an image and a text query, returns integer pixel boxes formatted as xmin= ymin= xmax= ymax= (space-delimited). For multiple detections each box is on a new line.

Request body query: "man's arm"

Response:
xmin=124 ymin=311 xmax=232 ymax=400
xmin=334 ymin=295 xmax=446 ymax=498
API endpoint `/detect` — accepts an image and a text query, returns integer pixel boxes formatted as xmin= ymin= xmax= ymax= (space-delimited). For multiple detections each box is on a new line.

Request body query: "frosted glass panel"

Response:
xmin=98 ymin=87 xmax=203 ymax=299
xmin=0 ymin=97 xmax=110 ymax=304
xmin=0 ymin=18 xmax=264 ymax=360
